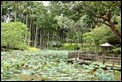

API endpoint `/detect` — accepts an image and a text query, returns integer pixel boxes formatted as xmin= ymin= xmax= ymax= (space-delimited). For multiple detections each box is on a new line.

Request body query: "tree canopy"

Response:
xmin=1 ymin=1 xmax=121 ymax=50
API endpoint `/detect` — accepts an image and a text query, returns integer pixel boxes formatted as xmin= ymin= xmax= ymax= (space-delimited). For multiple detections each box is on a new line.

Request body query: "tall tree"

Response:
xmin=72 ymin=1 xmax=121 ymax=42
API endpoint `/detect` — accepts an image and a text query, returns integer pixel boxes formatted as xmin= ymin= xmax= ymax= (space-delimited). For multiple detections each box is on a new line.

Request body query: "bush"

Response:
xmin=63 ymin=43 xmax=80 ymax=50
xmin=111 ymin=47 xmax=121 ymax=54
xmin=1 ymin=22 xmax=30 ymax=50
xmin=82 ymin=25 xmax=119 ymax=46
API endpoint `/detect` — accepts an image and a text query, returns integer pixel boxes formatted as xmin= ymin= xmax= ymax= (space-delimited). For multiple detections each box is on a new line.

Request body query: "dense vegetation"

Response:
xmin=1 ymin=50 xmax=121 ymax=81
xmin=1 ymin=1 xmax=121 ymax=81
xmin=1 ymin=1 xmax=121 ymax=52
xmin=1 ymin=22 xmax=30 ymax=50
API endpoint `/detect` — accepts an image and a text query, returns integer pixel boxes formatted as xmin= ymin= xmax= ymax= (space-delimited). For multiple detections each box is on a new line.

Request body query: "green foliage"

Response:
xmin=55 ymin=15 xmax=74 ymax=29
xmin=82 ymin=32 xmax=94 ymax=44
xmin=62 ymin=43 xmax=80 ymax=50
xmin=46 ymin=41 xmax=63 ymax=50
xmin=1 ymin=22 xmax=30 ymax=50
xmin=111 ymin=47 xmax=121 ymax=54
xmin=91 ymin=25 xmax=117 ymax=45
xmin=82 ymin=25 xmax=120 ymax=53
xmin=94 ymin=69 xmax=115 ymax=81
xmin=1 ymin=50 xmax=121 ymax=81
xmin=82 ymin=25 xmax=118 ymax=49
xmin=1 ymin=1 xmax=121 ymax=49
xmin=82 ymin=32 xmax=95 ymax=52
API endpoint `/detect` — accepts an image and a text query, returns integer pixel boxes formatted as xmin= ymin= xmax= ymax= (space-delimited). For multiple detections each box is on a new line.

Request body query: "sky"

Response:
xmin=42 ymin=1 xmax=49 ymax=6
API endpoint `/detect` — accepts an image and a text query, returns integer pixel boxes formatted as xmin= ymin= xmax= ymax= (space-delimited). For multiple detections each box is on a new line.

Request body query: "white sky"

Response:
xmin=42 ymin=1 xmax=49 ymax=6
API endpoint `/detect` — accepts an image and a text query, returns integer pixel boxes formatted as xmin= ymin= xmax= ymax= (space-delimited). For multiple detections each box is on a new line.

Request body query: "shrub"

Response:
xmin=111 ymin=47 xmax=121 ymax=54
xmin=1 ymin=22 xmax=30 ymax=50
xmin=63 ymin=43 xmax=80 ymax=50
xmin=82 ymin=25 xmax=119 ymax=53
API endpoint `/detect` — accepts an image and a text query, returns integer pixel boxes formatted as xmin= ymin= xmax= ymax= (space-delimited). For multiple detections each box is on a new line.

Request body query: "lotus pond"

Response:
xmin=1 ymin=50 xmax=121 ymax=81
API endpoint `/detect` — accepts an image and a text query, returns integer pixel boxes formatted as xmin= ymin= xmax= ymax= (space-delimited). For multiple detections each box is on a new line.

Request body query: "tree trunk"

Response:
xmin=1 ymin=1 xmax=2 ymax=21
xmin=15 ymin=1 xmax=18 ymax=22
xmin=39 ymin=30 xmax=41 ymax=48
xmin=97 ymin=12 xmax=121 ymax=43
xmin=41 ymin=29 xmax=44 ymax=49
xmin=31 ymin=24 xmax=35 ymax=47
xmin=34 ymin=25 xmax=38 ymax=48
xmin=28 ymin=18 xmax=32 ymax=46
xmin=46 ymin=32 xmax=49 ymax=49
xmin=43 ymin=29 xmax=47 ymax=49
xmin=26 ymin=15 xmax=28 ymax=27
xmin=108 ymin=22 xmax=121 ymax=42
